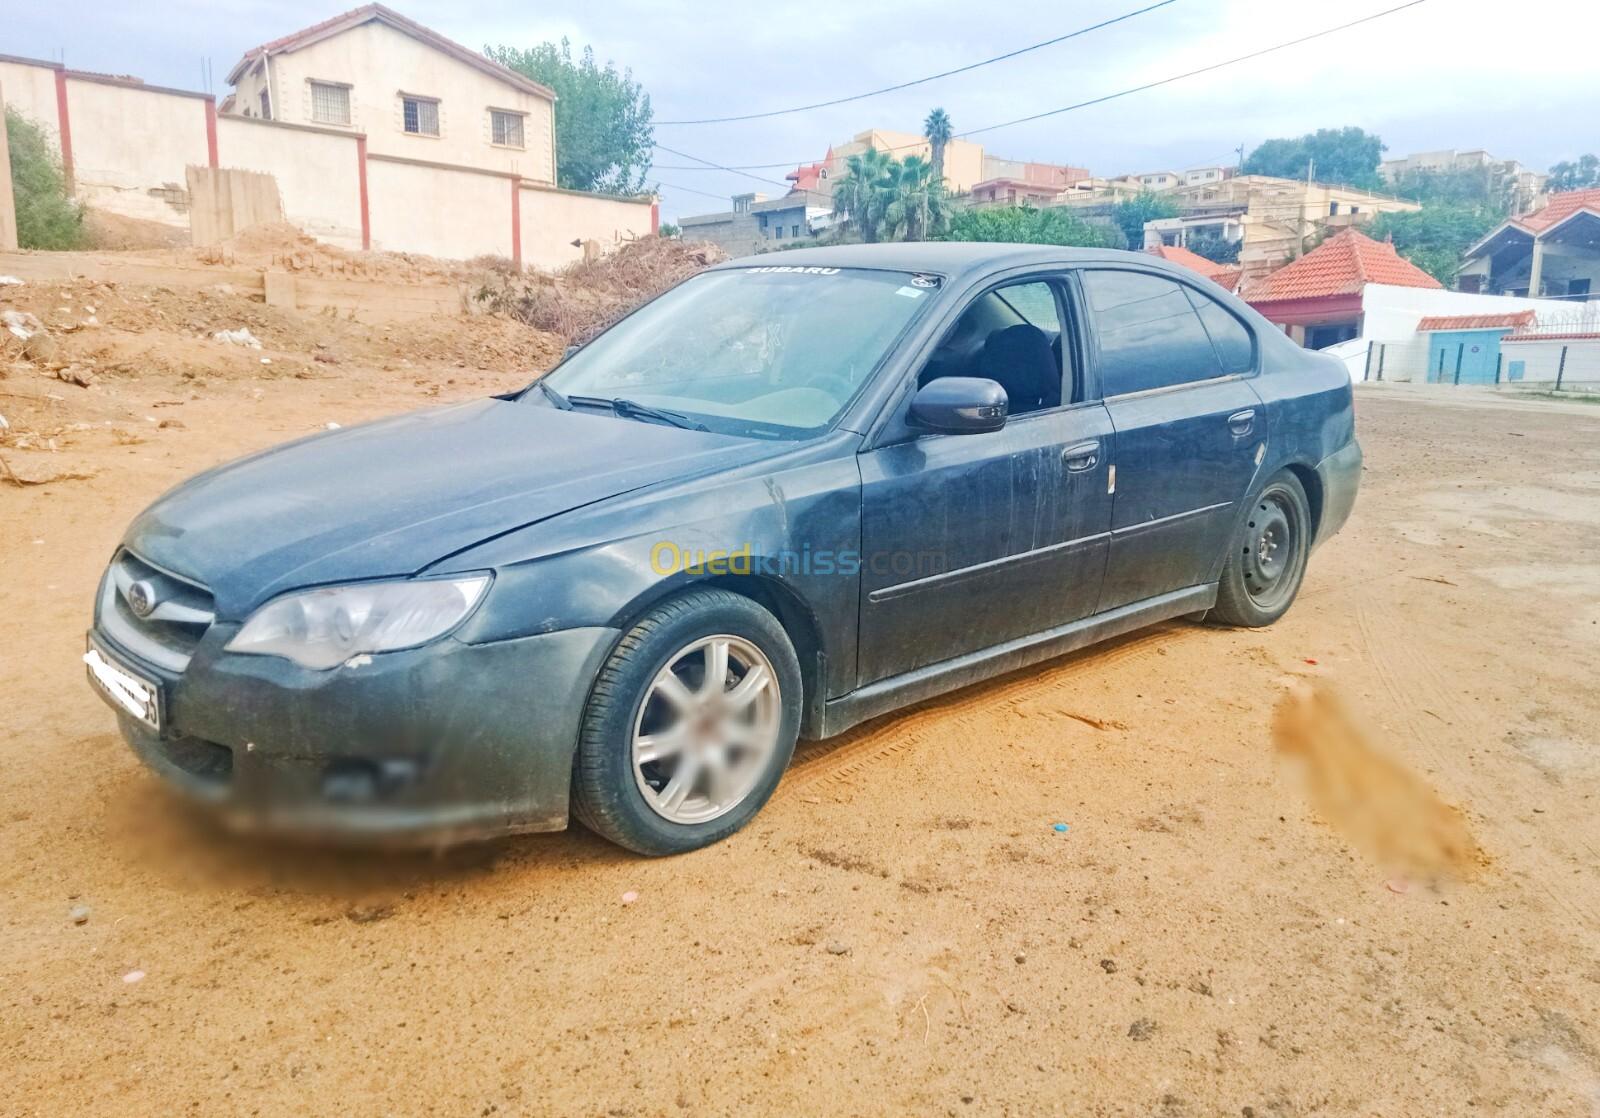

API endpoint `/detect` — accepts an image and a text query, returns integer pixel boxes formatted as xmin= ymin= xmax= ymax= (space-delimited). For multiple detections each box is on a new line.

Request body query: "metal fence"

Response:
xmin=1358 ymin=335 xmax=1600 ymax=392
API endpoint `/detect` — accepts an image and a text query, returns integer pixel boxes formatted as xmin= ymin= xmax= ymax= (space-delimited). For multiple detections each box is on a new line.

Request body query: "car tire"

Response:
xmin=1209 ymin=470 xmax=1312 ymax=628
xmin=571 ymin=588 xmax=803 ymax=855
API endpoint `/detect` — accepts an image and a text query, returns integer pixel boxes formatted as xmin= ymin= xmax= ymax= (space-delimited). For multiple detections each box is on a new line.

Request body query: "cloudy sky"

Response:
xmin=9 ymin=0 xmax=1599 ymax=220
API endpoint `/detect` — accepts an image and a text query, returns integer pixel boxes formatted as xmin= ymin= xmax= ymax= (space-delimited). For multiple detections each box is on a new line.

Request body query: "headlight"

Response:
xmin=225 ymin=575 xmax=490 ymax=670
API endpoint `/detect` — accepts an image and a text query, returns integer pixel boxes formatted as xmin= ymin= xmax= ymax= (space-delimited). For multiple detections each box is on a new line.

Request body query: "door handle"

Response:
xmin=1227 ymin=409 xmax=1256 ymax=436
xmin=1062 ymin=441 xmax=1099 ymax=472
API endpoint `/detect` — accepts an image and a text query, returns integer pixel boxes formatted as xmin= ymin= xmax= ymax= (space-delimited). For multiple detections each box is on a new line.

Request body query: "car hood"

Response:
xmin=124 ymin=398 xmax=760 ymax=618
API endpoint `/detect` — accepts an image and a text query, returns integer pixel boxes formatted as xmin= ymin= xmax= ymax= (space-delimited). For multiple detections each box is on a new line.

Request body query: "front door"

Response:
xmin=1078 ymin=268 xmax=1265 ymax=611
xmin=856 ymin=278 xmax=1115 ymax=685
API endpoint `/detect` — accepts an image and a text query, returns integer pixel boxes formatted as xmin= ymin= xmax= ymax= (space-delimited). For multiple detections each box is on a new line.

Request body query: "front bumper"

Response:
xmin=1312 ymin=438 xmax=1362 ymax=548
xmin=91 ymin=621 xmax=619 ymax=845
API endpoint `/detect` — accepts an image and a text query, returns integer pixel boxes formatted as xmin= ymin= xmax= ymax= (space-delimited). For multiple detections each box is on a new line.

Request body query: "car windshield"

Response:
xmin=536 ymin=266 xmax=937 ymax=438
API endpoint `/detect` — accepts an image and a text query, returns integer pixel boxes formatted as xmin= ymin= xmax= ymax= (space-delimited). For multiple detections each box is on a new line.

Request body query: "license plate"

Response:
xmin=84 ymin=642 xmax=161 ymax=731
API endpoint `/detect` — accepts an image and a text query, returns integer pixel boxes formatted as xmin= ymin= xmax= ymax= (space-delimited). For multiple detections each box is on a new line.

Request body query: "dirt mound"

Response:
xmin=477 ymin=237 xmax=725 ymax=343
xmin=189 ymin=222 xmax=477 ymax=284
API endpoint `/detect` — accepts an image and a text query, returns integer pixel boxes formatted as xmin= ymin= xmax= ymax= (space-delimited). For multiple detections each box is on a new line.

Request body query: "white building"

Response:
xmin=224 ymin=5 xmax=556 ymax=185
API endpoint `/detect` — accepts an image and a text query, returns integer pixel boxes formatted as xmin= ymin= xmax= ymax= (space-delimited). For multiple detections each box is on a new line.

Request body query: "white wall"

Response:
xmin=368 ymin=157 xmax=512 ymax=260
xmin=0 ymin=58 xmax=61 ymax=146
xmin=237 ymin=20 xmax=555 ymax=183
xmin=521 ymin=184 xmax=655 ymax=270
xmin=66 ymin=78 xmax=210 ymax=226
xmin=215 ymin=117 xmax=364 ymax=249
xmin=1498 ymin=338 xmax=1600 ymax=387
xmin=1352 ymin=284 xmax=1576 ymax=381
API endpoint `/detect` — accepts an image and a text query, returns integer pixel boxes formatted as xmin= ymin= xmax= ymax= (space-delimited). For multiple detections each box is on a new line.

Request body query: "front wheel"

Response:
xmin=571 ymin=588 xmax=802 ymax=855
xmin=1209 ymin=471 xmax=1311 ymax=627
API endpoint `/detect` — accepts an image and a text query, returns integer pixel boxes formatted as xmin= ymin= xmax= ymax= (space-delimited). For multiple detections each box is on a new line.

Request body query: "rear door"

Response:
xmin=1078 ymin=268 xmax=1264 ymax=611
xmin=856 ymin=276 xmax=1114 ymax=685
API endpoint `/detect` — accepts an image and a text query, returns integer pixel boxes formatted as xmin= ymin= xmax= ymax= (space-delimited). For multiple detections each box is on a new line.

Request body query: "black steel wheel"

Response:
xmin=1210 ymin=471 xmax=1311 ymax=627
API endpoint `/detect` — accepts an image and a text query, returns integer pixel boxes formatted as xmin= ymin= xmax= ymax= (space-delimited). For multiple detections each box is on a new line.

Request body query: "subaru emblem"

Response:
xmin=127 ymin=579 xmax=158 ymax=619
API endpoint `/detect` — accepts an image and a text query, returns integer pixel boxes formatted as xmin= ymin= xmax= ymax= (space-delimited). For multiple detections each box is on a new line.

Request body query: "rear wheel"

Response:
xmin=1210 ymin=471 xmax=1311 ymax=627
xmin=572 ymin=589 xmax=802 ymax=855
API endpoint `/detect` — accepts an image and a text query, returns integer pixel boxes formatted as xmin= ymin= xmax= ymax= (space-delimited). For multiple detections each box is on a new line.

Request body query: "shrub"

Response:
xmin=5 ymin=108 xmax=86 ymax=250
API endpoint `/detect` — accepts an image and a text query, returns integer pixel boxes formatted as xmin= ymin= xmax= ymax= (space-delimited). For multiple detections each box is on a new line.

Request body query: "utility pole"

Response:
xmin=1235 ymin=143 xmax=1245 ymax=172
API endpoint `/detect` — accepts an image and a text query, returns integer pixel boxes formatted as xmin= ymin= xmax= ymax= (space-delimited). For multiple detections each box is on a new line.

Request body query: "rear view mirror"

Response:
xmin=909 ymin=377 xmax=1008 ymax=434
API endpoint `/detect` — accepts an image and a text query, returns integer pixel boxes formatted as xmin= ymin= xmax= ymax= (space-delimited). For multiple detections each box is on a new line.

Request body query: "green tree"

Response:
xmin=833 ymin=148 xmax=896 ymax=243
xmin=923 ymin=107 xmax=952 ymax=188
xmin=1366 ymin=205 xmax=1500 ymax=284
xmin=485 ymin=39 xmax=653 ymax=194
xmin=939 ymin=204 xmax=1116 ymax=247
xmin=883 ymin=155 xmax=950 ymax=241
xmin=1185 ymin=228 xmax=1240 ymax=264
xmin=1548 ymin=154 xmax=1599 ymax=191
xmin=5 ymin=108 xmax=85 ymax=250
xmin=1110 ymin=190 xmax=1178 ymax=248
xmin=1243 ymin=126 xmax=1386 ymax=190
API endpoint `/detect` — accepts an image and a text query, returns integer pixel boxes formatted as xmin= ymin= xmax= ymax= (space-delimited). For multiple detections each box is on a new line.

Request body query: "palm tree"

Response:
xmin=835 ymin=148 xmax=895 ymax=242
xmin=884 ymin=156 xmax=948 ymax=242
xmin=923 ymin=108 xmax=953 ymax=190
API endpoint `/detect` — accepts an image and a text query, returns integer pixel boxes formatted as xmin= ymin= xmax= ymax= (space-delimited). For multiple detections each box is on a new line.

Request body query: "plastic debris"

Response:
xmin=325 ymin=421 xmax=342 ymax=430
xmin=1385 ymin=878 xmax=1412 ymax=895
xmin=2 ymin=309 xmax=42 ymax=340
xmin=0 ymin=275 xmax=23 ymax=285
xmin=212 ymin=327 xmax=263 ymax=348
xmin=122 ymin=970 xmax=145 ymax=984
xmin=69 ymin=905 xmax=91 ymax=925
xmin=1052 ymin=822 xmax=1069 ymax=833
xmin=620 ymin=891 xmax=638 ymax=905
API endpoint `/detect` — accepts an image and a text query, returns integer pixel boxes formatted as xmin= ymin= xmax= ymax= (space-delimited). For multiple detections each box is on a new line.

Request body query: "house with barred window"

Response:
xmin=223 ymin=4 xmax=557 ymax=184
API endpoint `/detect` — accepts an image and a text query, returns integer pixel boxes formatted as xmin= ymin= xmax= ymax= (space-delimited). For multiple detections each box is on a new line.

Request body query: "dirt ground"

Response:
xmin=4 ymin=321 xmax=1600 ymax=1114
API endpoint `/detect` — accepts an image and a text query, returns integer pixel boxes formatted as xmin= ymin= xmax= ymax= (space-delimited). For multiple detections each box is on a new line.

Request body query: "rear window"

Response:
xmin=1185 ymin=287 xmax=1255 ymax=375
xmin=1082 ymin=270 xmax=1222 ymax=395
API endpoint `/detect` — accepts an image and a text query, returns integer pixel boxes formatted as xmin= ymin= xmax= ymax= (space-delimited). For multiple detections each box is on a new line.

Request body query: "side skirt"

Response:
xmin=818 ymin=584 xmax=1217 ymax=738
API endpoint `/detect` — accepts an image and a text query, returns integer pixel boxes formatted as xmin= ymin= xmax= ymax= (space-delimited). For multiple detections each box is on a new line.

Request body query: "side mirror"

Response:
xmin=909 ymin=377 xmax=1008 ymax=435
xmin=563 ymin=344 xmax=581 ymax=360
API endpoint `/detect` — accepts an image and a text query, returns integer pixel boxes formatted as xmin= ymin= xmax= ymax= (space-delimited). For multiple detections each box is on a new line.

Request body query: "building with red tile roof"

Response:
xmin=1145 ymin=244 xmax=1243 ymax=292
xmin=1414 ymin=311 xmax=1536 ymax=332
xmin=1460 ymin=188 xmax=1600 ymax=302
xmin=1242 ymin=229 xmax=1442 ymax=349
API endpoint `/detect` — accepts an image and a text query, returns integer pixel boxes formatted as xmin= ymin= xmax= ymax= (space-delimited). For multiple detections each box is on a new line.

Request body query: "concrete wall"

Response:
xmin=521 ymin=183 xmax=656 ymax=269
xmin=230 ymin=20 xmax=554 ymax=183
xmin=368 ymin=156 xmax=511 ymax=260
xmin=0 ymin=50 xmax=650 ymax=268
xmin=215 ymin=116 xmax=364 ymax=249
xmin=0 ymin=57 xmax=61 ymax=143
xmin=65 ymin=76 xmax=211 ymax=224
xmin=1359 ymin=284 xmax=1574 ymax=347
xmin=0 ymin=79 xmax=17 ymax=250
xmin=1499 ymin=337 xmax=1600 ymax=386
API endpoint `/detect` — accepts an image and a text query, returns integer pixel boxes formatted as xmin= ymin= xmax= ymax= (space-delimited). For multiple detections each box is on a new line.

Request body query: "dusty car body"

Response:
xmin=87 ymin=244 xmax=1359 ymax=854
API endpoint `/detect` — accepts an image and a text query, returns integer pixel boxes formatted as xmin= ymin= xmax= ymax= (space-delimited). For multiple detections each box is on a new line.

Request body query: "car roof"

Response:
xmin=707 ymin=242 xmax=1172 ymax=282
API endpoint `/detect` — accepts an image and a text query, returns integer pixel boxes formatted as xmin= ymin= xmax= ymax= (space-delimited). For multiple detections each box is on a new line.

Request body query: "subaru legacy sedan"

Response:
xmin=86 ymin=244 xmax=1359 ymax=855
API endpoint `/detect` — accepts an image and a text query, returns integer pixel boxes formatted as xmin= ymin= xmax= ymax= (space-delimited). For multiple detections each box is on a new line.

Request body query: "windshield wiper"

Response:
xmin=533 ymin=379 xmax=572 ymax=409
xmin=567 ymin=395 xmax=709 ymax=432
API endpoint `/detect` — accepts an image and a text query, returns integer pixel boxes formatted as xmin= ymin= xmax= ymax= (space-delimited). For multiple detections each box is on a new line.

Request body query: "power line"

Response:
xmin=645 ymin=2 xmax=1426 ymax=178
xmin=958 ymin=0 xmax=1428 ymax=138
xmin=652 ymin=178 xmax=742 ymax=202
xmin=653 ymin=0 xmax=1179 ymax=126
xmin=651 ymin=142 xmax=791 ymax=188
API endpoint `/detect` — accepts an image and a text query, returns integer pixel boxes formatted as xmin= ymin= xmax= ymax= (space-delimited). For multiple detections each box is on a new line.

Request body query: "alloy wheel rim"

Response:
xmin=1242 ymin=490 xmax=1300 ymax=610
xmin=631 ymin=635 xmax=781 ymax=825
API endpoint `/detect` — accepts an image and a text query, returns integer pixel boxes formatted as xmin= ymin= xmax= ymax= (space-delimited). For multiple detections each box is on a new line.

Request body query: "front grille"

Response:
xmin=97 ymin=549 xmax=215 ymax=672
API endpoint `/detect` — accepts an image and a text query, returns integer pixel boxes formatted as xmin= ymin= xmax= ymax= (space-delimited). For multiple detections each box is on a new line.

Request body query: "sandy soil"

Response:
xmin=3 ymin=361 xmax=1600 ymax=1114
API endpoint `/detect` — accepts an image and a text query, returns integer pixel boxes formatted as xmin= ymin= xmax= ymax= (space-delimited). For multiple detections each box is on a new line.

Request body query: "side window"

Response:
xmin=919 ymin=279 xmax=1071 ymax=415
xmin=1081 ymin=270 xmax=1222 ymax=396
xmin=1184 ymin=287 xmax=1255 ymax=374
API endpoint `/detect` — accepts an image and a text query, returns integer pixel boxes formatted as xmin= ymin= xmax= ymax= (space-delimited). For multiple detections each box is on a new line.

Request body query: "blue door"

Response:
xmin=1428 ymin=329 xmax=1506 ymax=384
